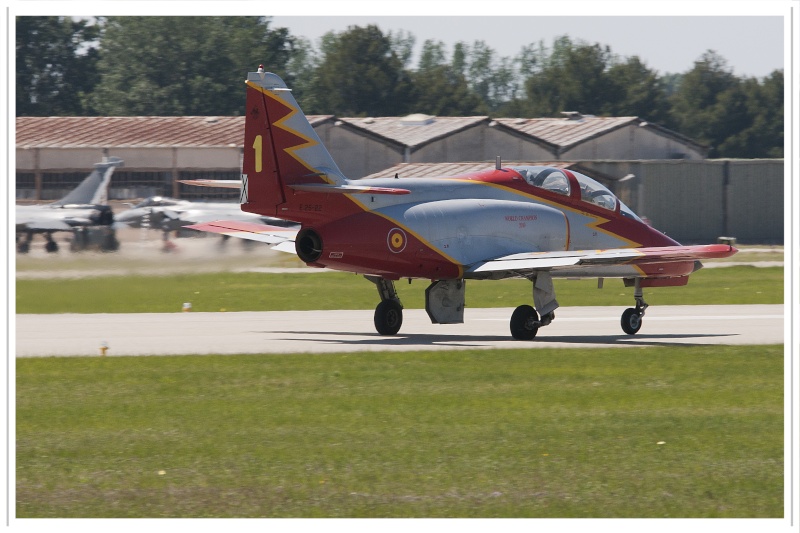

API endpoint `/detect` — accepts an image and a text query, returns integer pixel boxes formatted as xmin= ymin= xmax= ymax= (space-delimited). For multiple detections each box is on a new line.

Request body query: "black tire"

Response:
xmin=17 ymin=241 xmax=30 ymax=254
xmin=374 ymin=300 xmax=403 ymax=336
xmin=101 ymin=233 xmax=120 ymax=252
xmin=45 ymin=240 xmax=58 ymax=253
xmin=621 ymin=307 xmax=643 ymax=335
xmin=510 ymin=304 xmax=539 ymax=340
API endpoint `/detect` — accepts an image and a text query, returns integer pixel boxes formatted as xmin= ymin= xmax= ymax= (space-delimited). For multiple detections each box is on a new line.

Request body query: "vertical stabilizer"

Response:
xmin=52 ymin=157 xmax=124 ymax=206
xmin=241 ymin=69 xmax=345 ymax=217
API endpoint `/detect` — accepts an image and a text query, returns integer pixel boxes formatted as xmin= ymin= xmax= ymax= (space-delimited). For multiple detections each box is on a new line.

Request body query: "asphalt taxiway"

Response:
xmin=15 ymin=304 xmax=784 ymax=357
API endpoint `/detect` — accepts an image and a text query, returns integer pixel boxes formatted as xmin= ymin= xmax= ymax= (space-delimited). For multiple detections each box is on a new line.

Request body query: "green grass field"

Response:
xmin=15 ymin=265 xmax=782 ymax=314
xmin=16 ymin=345 xmax=783 ymax=518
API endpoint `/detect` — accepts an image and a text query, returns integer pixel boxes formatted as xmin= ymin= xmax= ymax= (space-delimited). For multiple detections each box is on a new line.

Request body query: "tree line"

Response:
xmin=16 ymin=16 xmax=783 ymax=158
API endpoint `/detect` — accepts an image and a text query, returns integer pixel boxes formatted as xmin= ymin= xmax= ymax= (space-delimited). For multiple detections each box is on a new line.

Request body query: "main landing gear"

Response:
xmin=510 ymin=272 xmax=558 ymax=340
xmin=509 ymin=305 xmax=557 ymax=340
xmin=621 ymin=278 xmax=648 ymax=335
xmin=17 ymin=231 xmax=33 ymax=254
xmin=16 ymin=232 xmax=61 ymax=253
xmin=366 ymin=276 xmax=404 ymax=335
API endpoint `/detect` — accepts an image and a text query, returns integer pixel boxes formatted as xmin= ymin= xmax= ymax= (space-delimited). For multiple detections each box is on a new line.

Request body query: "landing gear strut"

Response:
xmin=44 ymin=233 xmax=59 ymax=253
xmin=17 ymin=231 xmax=33 ymax=254
xmin=510 ymin=271 xmax=558 ymax=340
xmin=621 ymin=278 xmax=648 ymax=335
xmin=366 ymin=276 xmax=404 ymax=335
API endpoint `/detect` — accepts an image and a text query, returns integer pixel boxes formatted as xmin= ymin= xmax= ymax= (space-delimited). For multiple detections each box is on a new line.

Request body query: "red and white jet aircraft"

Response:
xmin=188 ymin=67 xmax=737 ymax=340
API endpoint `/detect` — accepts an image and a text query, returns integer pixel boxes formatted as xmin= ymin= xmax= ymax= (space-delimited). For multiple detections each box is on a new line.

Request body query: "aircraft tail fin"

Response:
xmin=240 ymin=68 xmax=346 ymax=216
xmin=52 ymin=157 xmax=124 ymax=206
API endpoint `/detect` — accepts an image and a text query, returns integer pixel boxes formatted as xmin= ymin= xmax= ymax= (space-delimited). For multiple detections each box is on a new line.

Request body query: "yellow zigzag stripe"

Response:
xmin=249 ymin=81 xmax=461 ymax=275
xmin=247 ymin=81 xmax=333 ymax=185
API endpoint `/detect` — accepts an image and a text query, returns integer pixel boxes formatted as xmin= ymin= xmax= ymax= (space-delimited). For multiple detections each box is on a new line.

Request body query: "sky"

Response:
xmin=6 ymin=1 xmax=790 ymax=80
xmin=271 ymin=15 xmax=785 ymax=78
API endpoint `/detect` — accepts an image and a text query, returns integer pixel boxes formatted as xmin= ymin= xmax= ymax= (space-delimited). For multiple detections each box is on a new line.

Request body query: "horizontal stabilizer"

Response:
xmin=468 ymin=244 xmax=737 ymax=274
xmin=178 ymin=179 xmax=241 ymax=189
xmin=288 ymin=183 xmax=411 ymax=195
xmin=185 ymin=220 xmax=298 ymax=251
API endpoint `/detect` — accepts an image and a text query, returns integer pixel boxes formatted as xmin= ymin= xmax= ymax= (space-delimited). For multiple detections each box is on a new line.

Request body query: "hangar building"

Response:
xmin=16 ymin=112 xmax=707 ymax=201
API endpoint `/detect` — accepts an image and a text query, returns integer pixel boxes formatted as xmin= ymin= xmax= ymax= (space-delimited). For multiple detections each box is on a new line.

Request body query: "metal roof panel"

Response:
xmin=494 ymin=116 xmax=638 ymax=149
xmin=337 ymin=116 xmax=489 ymax=148
xmin=15 ymin=115 xmax=333 ymax=149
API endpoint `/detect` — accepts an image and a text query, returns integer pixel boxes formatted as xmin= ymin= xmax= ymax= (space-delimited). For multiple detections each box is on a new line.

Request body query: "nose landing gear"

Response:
xmin=621 ymin=278 xmax=648 ymax=335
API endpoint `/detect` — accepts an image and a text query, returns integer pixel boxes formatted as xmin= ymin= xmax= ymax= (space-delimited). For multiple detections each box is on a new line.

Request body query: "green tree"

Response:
xmin=668 ymin=51 xmax=784 ymax=158
xmin=409 ymin=39 xmax=485 ymax=115
xmin=466 ymin=41 xmax=520 ymax=111
xmin=418 ymin=39 xmax=447 ymax=72
xmin=285 ymin=36 xmax=320 ymax=111
xmin=309 ymin=25 xmax=413 ymax=116
xmin=16 ymin=16 xmax=101 ymax=116
xmin=716 ymin=70 xmax=784 ymax=158
xmin=669 ymin=51 xmax=745 ymax=157
xmin=606 ymin=56 xmax=671 ymax=124
xmin=451 ymin=42 xmax=468 ymax=76
xmin=388 ymin=29 xmax=416 ymax=70
xmin=522 ymin=37 xmax=616 ymax=117
xmin=410 ymin=65 xmax=486 ymax=116
xmin=88 ymin=16 xmax=294 ymax=116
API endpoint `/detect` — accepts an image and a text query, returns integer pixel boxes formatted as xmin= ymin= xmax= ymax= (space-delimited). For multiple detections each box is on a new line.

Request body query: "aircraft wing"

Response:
xmin=467 ymin=244 xmax=737 ymax=275
xmin=176 ymin=211 xmax=270 ymax=224
xmin=185 ymin=220 xmax=298 ymax=252
xmin=16 ymin=217 xmax=73 ymax=232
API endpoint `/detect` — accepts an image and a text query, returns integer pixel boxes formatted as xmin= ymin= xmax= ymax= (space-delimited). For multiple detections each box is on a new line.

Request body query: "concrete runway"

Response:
xmin=15 ymin=304 xmax=784 ymax=357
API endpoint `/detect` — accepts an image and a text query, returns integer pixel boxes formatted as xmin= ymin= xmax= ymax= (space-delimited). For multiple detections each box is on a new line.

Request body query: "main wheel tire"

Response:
xmin=101 ymin=233 xmax=120 ymax=252
xmin=510 ymin=304 xmax=539 ymax=340
xmin=621 ymin=307 xmax=643 ymax=335
xmin=374 ymin=300 xmax=403 ymax=336
xmin=45 ymin=240 xmax=58 ymax=253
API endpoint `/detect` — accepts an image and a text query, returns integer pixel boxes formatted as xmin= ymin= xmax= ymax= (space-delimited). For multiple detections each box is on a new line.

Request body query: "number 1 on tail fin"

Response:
xmin=252 ymin=135 xmax=263 ymax=173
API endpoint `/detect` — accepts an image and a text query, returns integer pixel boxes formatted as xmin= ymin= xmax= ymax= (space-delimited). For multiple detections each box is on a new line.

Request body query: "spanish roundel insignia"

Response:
xmin=387 ymin=228 xmax=407 ymax=253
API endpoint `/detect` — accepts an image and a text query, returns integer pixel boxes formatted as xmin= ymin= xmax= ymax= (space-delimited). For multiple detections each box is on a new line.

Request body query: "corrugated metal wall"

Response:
xmin=640 ymin=161 xmax=726 ymax=243
xmin=584 ymin=160 xmax=784 ymax=244
xmin=726 ymin=160 xmax=784 ymax=243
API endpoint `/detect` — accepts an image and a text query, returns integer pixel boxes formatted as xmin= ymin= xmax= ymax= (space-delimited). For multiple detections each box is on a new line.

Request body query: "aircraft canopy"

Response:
xmin=510 ymin=166 xmax=641 ymax=222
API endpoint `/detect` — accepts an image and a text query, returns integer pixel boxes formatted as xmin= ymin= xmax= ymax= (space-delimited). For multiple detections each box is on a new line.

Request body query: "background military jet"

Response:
xmin=115 ymin=195 xmax=296 ymax=250
xmin=16 ymin=157 xmax=123 ymax=253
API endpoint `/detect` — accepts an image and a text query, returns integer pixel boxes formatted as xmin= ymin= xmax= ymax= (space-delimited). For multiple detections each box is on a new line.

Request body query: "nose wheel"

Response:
xmin=621 ymin=307 xmax=644 ymax=335
xmin=621 ymin=279 xmax=648 ymax=335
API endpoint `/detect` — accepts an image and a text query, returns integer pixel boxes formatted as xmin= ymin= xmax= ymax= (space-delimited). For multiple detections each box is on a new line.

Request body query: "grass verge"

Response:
xmin=16 ymin=345 xmax=783 ymax=518
xmin=15 ymin=265 xmax=782 ymax=314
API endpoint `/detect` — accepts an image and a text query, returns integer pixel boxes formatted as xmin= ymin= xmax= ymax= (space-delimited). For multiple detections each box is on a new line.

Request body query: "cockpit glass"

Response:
xmin=511 ymin=166 xmax=642 ymax=220
xmin=619 ymin=202 xmax=642 ymax=222
xmin=572 ymin=171 xmax=617 ymax=211
xmin=134 ymin=197 xmax=179 ymax=208
xmin=512 ymin=166 xmax=571 ymax=196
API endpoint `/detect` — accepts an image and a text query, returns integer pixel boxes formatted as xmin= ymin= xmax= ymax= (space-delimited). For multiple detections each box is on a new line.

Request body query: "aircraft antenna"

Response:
xmin=495 ymin=156 xmax=501 ymax=170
